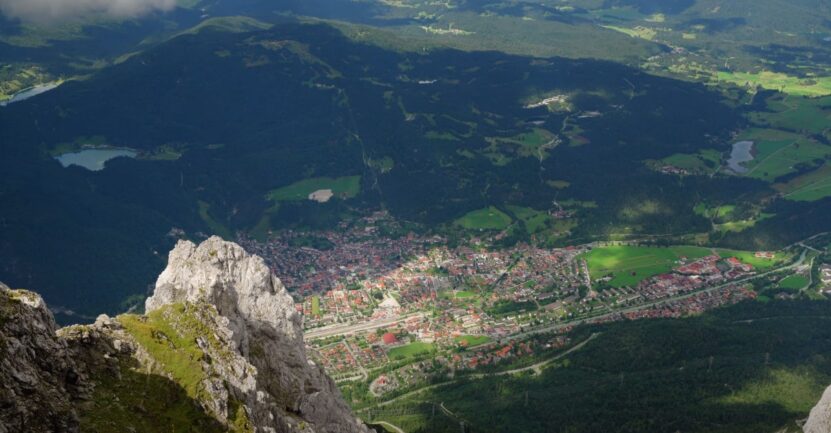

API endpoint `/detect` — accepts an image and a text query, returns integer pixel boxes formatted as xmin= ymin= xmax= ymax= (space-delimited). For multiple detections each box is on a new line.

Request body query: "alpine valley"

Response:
xmin=2 ymin=1 xmax=831 ymax=432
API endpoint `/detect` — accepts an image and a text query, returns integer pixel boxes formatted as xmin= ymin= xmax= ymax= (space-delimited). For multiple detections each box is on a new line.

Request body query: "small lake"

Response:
xmin=0 ymin=82 xmax=61 ymax=107
xmin=727 ymin=141 xmax=755 ymax=174
xmin=55 ymin=148 xmax=137 ymax=171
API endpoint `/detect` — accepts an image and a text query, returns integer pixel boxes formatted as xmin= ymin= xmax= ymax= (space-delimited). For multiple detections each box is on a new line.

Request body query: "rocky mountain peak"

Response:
xmin=147 ymin=236 xmax=303 ymax=356
xmin=146 ymin=236 xmax=368 ymax=433
xmin=0 ymin=237 xmax=369 ymax=433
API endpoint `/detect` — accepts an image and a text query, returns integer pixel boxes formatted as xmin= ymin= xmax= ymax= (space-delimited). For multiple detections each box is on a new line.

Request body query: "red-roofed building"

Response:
xmin=382 ymin=333 xmax=397 ymax=345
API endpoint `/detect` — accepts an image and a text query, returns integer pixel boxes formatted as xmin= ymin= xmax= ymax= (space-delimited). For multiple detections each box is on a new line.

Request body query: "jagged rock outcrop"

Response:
xmin=805 ymin=385 xmax=831 ymax=433
xmin=145 ymin=236 xmax=368 ymax=433
xmin=0 ymin=237 xmax=369 ymax=433
xmin=0 ymin=283 xmax=82 ymax=433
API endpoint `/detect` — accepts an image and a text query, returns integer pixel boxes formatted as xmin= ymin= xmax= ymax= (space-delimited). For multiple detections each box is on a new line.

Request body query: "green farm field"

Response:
xmin=455 ymin=206 xmax=513 ymax=231
xmin=750 ymin=96 xmax=831 ymax=134
xmin=267 ymin=176 xmax=361 ymax=202
xmin=779 ymin=163 xmax=831 ymax=201
xmin=584 ymin=245 xmax=782 ymax=287
xmin=583 ymin=245 xmax=713 ymax=287
xmin=658 ymin=149 xmax=722 ymax=173
xmin=717 ymin=71 xmax=831 ymax=97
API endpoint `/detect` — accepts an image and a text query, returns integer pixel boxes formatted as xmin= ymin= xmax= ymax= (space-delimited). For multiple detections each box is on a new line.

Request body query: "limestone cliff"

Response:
xmin=805 ymin=385 xmax=831 ymax=433
xmin=0 ymin=283 xmax=82 ymax=433
xmin=0 ymin=237 xmax=368 ymax=433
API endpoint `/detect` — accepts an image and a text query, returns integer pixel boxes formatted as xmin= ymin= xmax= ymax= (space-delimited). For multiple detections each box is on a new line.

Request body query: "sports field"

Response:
xmin=455 ymin=335 xmax=492 ymax=347
xmin=388 ymin=342 xmax=435 ymax=360
xmin=311 ymin=296 xmax=321 ymax=316
xmin=778 ymin=274 xmax=809 ymax=290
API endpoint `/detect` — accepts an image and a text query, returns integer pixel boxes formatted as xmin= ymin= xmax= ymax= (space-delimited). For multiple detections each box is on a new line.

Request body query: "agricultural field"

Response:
xmin=583 ymin=245 xmax=714 ymax=287
xmin=266 ymin=176 xmax=361 ymax=202
xmin=734 ymin=129 xmax=830 ymax=182
xmin=784 ymin=177 xmax=831 ymax=202
xmin=601 ymin=25 xmax=657 ymax=41
xmin=717 ymin=71 xmax=831 ymax=98
xmin=455 ymin=207 xmax=513 ymax=231
xmin=507 ymin=206 xmax=553 ymax=234
xmin=779 ymin=163 xmax=831 ymax=202
xmin=749 ymin=96 xmax=831 ymax=134
xmin=388 ymin=342 xmax=435 ymax=361
xmin=650 ymin=149 xmax=721 ymax=174
xmin=747 ymin=139 xmax=829 ymax=182
xmin=584 ymin=245 xmax=779 ymax=287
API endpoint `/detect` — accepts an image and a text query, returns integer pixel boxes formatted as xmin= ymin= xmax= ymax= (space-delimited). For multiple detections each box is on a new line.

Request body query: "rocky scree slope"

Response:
xmin=0 ymin=236 xmax=368 ymax=433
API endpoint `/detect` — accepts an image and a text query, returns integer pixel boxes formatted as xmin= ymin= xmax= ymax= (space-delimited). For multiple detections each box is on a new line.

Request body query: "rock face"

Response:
xmin=146 ymin=236 xmax=368 ymax=433
xmin=805 ymin=385 xmax=831 ymax=433
xmin=0 ymin=283 xmax=82 ymax=433
xmin=0 ymin=237 xmax=368 ymax=433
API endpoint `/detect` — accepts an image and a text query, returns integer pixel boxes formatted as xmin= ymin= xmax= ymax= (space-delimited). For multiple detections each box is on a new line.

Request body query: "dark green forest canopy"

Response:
xmin=368 ymin=300 xmax=831 ymax=433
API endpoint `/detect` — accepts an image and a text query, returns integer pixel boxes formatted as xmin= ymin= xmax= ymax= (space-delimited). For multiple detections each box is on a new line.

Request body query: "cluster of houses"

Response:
xmin=637 ymin=254 xmax=755 ymax=301
xmin=821 ymin=264 xmax=831 ymax=289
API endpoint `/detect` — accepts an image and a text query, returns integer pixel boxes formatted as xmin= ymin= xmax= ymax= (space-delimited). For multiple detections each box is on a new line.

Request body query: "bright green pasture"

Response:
xmin=456 ymin=206 xmax=513 ymax=230
xmin=455 ymin=335 xmax=492 ymax=347
xmin=267 ymin=176 xmax=360 ymax=201
xmin=583 ymin=245 xmax=713 ymax=287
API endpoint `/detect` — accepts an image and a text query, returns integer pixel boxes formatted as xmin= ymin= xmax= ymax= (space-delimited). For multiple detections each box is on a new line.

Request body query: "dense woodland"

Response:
xmin=369 ymin=300 xmax=831 ymax=433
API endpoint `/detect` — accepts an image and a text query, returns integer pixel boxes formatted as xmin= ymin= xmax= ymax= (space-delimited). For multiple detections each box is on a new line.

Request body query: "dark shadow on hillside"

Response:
xmin=81 ymin=356 xmax=228 ymax=433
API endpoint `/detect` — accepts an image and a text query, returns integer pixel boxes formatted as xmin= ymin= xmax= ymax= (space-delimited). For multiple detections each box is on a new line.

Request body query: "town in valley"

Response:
xmin=237 ymin=212 xmax=830 ymax=403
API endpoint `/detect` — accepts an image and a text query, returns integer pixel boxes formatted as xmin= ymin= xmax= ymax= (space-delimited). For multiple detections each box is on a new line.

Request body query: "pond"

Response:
xmin=55 ymin=148 xmax=137 ymax=171
xmin=727 ymin=141 xmax=755 ymax=174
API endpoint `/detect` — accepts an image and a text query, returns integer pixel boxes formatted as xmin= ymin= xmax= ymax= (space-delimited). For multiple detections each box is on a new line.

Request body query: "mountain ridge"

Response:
xmin=0 ymin=236 xmax=368 ymax=433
